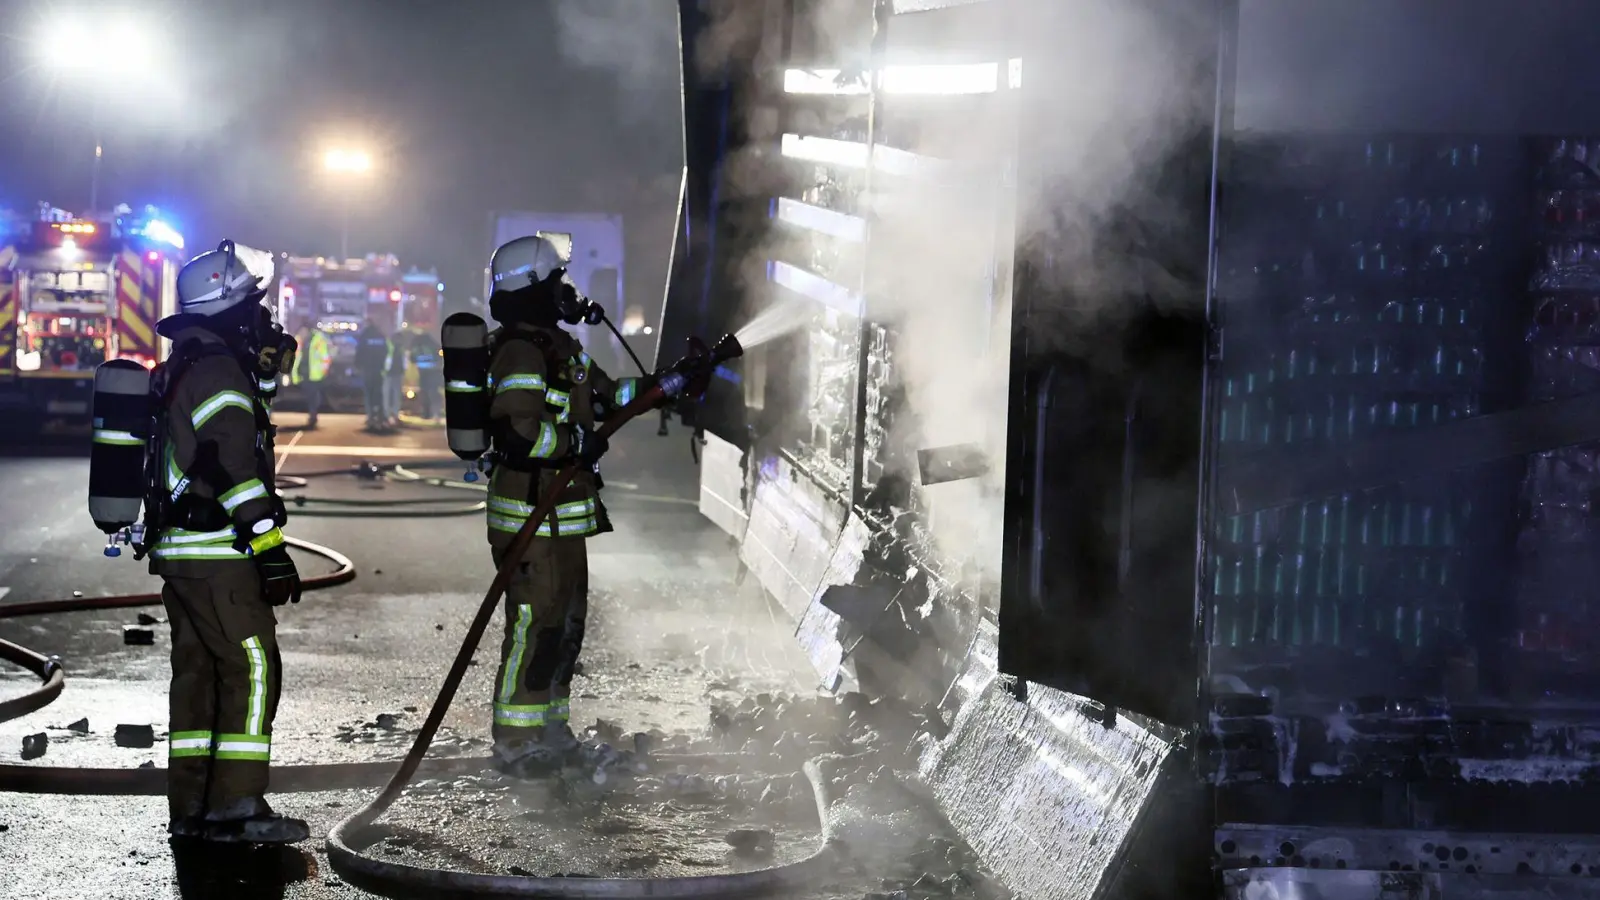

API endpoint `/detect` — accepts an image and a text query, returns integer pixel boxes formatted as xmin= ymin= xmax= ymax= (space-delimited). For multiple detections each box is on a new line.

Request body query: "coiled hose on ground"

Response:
xmin=0 ymin=452 xmax=839 ymax=898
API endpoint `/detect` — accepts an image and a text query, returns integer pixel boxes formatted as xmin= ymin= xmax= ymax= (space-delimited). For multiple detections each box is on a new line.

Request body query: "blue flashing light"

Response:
xmin=135 ymin=219 xmax=185 ymax=251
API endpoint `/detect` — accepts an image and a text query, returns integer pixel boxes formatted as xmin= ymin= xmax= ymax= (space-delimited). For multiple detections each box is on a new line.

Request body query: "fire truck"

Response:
xmin=274 ymin=253 xmax=441 ymax=410
xmin=0 ymin=203 xmax=184 ymax=423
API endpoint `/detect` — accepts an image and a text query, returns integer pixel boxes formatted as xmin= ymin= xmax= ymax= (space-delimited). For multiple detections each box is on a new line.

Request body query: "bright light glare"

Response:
xmin=39 ymin=18 xmax=155 ymax=71
xmin=324 ymin=149 xmax=374 ymax=173
xmin=783 ymin=63 xmax=1001 ymax=96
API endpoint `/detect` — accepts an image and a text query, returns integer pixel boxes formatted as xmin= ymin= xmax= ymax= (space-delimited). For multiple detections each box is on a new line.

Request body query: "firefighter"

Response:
xmin=384 ymin=326 xmax=409 ymax=427
xmin=150 ymin=240 xmax=308 ymax=844
xmin=355 ymin=317 xmax=391 ymax=432
xmin=483 ymin=234 xmax=647 ymax=770
xmin=292 ymin=324 xmax=333 ymax=429
xmin=411 ymin=327 xmax=443 ymax=421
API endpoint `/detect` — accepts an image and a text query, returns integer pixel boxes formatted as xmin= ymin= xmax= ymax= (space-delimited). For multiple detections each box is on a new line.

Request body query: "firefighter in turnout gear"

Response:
xmin=484 ymin=234 xmax=646 ymax=771
xmin=149 ymin=240 xmax=309 ymax=844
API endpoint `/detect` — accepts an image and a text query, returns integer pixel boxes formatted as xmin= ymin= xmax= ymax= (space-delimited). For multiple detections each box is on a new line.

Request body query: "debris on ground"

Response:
xmin=374 ymin=713 xmax=402 ymax=730
xmin=65 ymin=718 xmax=89 ymax=733
xmin=122 ymin=626 xmax=155 ymax=646
xmin=115 ymin=724 xmax=156 ymax=748
xmin=139 ymin=761 xmax=156 ymax=769
xmin=724 ymin=827 xmax=775 ymax=857
xmin=20 ymin=733 xmax=47 ymax=760
xmin=136 ymin=613 xmax=162 ymax=626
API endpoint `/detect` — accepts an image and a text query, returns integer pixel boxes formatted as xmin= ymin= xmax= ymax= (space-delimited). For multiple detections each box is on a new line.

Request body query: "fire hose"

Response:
xmin=323 ymin=334 xmax=848 ymax=898
xmin=1 ymin=333 xmax=850 ymax=897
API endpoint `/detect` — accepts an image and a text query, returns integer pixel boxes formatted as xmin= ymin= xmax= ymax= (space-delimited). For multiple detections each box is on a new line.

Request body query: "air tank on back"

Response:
xmin=88 ymin=359 xmax=153 ymax=551
xmin=441 ymin=312 xmax=491 ymax=480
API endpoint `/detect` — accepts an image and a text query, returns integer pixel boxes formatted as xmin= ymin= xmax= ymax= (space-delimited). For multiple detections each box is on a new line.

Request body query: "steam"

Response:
xmin=551 ymin=0 xmax=683 ymax=124
xmin=713 ymin=0 xmax=1218 ymax=573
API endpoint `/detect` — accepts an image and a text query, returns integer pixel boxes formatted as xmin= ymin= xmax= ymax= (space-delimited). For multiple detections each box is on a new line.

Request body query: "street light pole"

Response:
xmin=88 ymin=90 xmax=102 ymax=213
xmin=340 ymin=190 xmax=350 ymax=261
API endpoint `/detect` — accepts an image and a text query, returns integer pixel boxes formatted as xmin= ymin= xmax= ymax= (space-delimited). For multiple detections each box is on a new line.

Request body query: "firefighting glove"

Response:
xmin=570 ymin=424 xmax=610 ymax=467
xmin=248 ymin=529 xmax=302 ymax=606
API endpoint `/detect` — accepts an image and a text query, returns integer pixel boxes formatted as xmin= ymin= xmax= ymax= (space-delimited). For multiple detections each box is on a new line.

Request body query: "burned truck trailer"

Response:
xmin=662 ymin=0 xmax=1600 ymax=898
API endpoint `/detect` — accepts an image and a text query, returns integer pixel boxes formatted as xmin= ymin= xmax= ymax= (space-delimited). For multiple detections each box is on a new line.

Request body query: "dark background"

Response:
xmin=0 ymin=0 xmax=685 ymax=311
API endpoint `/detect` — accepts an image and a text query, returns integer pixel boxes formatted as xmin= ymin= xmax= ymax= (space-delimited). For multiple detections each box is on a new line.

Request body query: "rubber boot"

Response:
xmin=168 ymin=800 xmax=206 ymax=841
xmin=543 ymin=721 xmax=581 ymax=754
xmin=493 ymin=732 xmax=565 ymax=777
xmin=201 ymin=797 xmax=310 ymax=845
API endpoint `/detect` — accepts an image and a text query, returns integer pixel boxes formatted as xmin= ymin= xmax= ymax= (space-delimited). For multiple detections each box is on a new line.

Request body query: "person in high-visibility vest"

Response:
xmin=292 ymin=326 xmax=334 ymax=430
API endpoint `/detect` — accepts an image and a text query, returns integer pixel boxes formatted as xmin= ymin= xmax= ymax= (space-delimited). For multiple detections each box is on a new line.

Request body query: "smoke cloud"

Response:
xmin=702 ymin=0 xmax=1219 ymax=574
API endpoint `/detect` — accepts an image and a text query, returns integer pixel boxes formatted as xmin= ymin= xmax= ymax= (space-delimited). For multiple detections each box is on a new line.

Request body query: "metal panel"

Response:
xmin=997 ymin=0 xmax=1223 ymax=726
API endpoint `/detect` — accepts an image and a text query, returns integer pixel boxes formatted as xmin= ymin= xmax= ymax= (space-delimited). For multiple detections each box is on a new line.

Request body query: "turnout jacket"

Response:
xmin=485 ymin=323 xmax=644 ymax=547
xmin=149 ymin=327 xmax=286 ymax=575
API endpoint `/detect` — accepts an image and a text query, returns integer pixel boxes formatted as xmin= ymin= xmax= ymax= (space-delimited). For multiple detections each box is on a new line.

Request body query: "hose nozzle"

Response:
xmin=710 ymin=333 xmax=743 ymax=365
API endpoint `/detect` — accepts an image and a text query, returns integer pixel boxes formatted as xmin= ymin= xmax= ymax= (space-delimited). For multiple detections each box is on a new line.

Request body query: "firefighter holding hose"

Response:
xmin=147 ymin=241 xmax=309 ymax=844
xmin=481 ymin=234 xmax=648 ymax=771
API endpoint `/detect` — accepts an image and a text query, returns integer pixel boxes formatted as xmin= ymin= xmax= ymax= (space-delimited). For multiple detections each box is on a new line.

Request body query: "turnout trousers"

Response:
xmin=160 ymin=562 xmax=280 ymax=821
xmin=490 ymin=537 xmax=588 ymax=742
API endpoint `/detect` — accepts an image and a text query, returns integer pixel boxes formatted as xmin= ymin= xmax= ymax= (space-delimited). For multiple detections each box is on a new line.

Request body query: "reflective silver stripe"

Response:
xmin=219 ymin=479 xmax=267 ymax=512
xmin=532 ymin=421 xmax=558 ymax=458
xmin=615 ymin=380 xmax=637 ymax=406
xmin=92 ymin=428 xmax=141 ymax=446
xmin=160 ymin=527 xmax=237 ymax=545
xmin=149 ymin=545 xmax=247 ymax=559
xmin=243 ymin=636 xmax=268 ymax=735
xmin=499 ymin=606 xmax=533 ymax=704
xmin=496 ymin=374 xmax=546 ymax=392
xmin=446 ymin=380 xmax=482 ymax=392
xmin=191 ymin=390 xmax=253 ymax=430
xmin=447 ymin=429 xmax=488 ymax=454
xmin=168 ymin=737 xmax=211 ymax=750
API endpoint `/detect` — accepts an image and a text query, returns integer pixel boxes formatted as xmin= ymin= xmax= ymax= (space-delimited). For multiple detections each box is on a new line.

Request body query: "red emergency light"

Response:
xmin=145 ymin=251 xmax=160 ymax=263
xmin=389 ymin=290 xmax=402 ymax=302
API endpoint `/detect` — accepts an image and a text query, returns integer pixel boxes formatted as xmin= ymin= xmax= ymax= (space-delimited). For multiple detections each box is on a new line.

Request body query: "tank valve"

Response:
xmin=464 ymin=454 xmax=493 ymax=483
xmin=104 ymin=524 xmax=143 ymax=558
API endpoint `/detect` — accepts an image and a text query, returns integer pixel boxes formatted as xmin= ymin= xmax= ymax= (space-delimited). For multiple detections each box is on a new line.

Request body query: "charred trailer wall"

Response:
xmin=661 ymin=0 xmax=798 ymax=450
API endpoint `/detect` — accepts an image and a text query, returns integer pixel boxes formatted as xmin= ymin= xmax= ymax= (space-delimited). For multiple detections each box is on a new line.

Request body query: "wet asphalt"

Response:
xmin=0 ymin=412 xmax=837 ymax=899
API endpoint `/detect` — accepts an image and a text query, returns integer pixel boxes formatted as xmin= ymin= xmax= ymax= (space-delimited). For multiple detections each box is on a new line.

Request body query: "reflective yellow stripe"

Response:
xmin=248 ymin=527 xmax=285 ymax=555
xmin=214 ymin=733 xmax=270 ymax=762
xmin=242 ymin=637 xmax=268 ymax=735
xmin=499 ymin=606 xmax=532 ymax=704
xmin=494 ymin=703 xmax=548 ymax=727
xmin=191 ymin=390 xmax=253 ymax=430
xmin=219 ymin=478 xmax=267 ymax=512
xmin=530 ymin=421 xmax=559 ymax=458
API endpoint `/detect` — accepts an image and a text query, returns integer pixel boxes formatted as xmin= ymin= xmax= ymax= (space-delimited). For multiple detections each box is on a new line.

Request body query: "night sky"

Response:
xmin=0 ymin=0 xmax=685 ymax=306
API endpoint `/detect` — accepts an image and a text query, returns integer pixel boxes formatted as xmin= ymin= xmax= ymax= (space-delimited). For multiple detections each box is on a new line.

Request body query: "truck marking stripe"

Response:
xmin=0 ymin=277 xmax=14 ymax=375
xmin=116 ymin=250 xmax=158 ymax=358
xmin=118 ymin=303 xmax=155 ymax=349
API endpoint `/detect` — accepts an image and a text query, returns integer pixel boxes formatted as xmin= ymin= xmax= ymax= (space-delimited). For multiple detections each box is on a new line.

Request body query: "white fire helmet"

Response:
xmin=175 ymin=240 xmax=276 ymax=320
xmin=489 ymin=232 xmax=574 ymax=293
